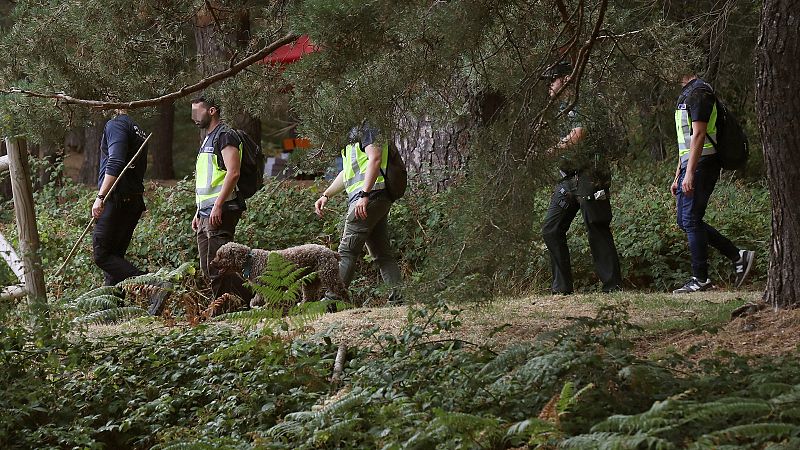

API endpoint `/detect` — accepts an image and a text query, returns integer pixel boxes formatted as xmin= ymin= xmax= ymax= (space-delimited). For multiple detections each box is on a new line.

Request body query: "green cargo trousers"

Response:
xmin=338 ymin=191 xmax=402 ymax=301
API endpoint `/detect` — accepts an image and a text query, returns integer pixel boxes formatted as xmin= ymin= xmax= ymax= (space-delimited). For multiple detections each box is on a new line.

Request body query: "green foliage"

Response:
xmin=249 ymin=252 xmax=318 ymax=307
xmin=5 ymin=296 xmax=800 ymax=448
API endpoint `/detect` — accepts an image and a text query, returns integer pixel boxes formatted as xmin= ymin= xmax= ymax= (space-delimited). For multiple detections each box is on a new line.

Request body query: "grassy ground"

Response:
xmin=305 ymin=289 xmax=784 ymax=359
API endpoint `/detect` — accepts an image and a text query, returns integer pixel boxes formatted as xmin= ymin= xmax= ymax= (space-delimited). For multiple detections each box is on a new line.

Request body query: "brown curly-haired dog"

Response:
xmin=212 ymin=242 xmax=349 ymax=308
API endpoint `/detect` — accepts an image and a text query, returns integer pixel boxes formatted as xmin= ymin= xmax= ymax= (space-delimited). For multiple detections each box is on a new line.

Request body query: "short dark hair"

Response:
xmin=191 ymin=96 xmax=220 ymax=112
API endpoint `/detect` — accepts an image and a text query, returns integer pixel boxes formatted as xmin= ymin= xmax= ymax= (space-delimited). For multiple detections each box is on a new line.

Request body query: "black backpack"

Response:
xmin=707 ymin=99 xmax=749 ymax=170
xmin=692 ymin=81 xmax=749 ymax=170
xmin=213 ymin=127 xmax=265 ymax=199
xmin=359 ymin=140 xmax=408 ymax=201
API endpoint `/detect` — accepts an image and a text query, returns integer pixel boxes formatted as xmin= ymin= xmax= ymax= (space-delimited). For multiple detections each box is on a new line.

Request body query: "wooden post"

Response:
xmin=4 ymin=137 xmax=46 ymax=304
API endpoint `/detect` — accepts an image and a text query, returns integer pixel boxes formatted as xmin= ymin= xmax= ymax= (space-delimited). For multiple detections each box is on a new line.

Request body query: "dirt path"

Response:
xmin=308 ymin=290 xmax=785 ymax=358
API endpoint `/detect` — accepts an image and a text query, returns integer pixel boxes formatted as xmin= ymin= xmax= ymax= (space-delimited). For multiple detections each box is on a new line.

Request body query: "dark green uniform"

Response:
xmin=540 ymin=103 xmax=621 ymax=294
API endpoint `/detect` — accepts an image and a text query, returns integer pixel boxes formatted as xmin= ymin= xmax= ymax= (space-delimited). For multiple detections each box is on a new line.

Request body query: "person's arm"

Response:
xmin=353 ymin=143 xmax=382 ymax=220
xmin=680 ymin=120 xmax=707 ymax=197
xmin=548 ymin=127 xmax=586 ymax=156
xmin=92 ymin=120 xmax=128 ymax=219
xmin=671 ymin=159 xmax=682 ymax=196
xmin=315 ymin=171 xmax=345 ymax=217
xmin=91 ymin=175 xmax=118 ymax=219
xmin=209 ymin=144 xmax=240 ymax=227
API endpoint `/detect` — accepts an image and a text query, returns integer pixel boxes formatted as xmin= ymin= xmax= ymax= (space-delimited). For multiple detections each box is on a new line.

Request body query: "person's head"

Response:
xmin=541 ymin=61 xmax=573 ymax=98
xmin=190 ymin=96 xmax=221 ymax=129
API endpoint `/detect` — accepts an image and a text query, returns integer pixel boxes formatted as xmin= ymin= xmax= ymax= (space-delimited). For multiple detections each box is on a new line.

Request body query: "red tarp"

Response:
xmin=262 ymin=35 xmax=317 ymax=65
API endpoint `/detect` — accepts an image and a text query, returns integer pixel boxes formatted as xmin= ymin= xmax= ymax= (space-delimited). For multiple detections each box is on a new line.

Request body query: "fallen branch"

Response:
xmin=331 ymin=344 xmax=348 ymax=388
xmin=3 ymin=33 xmax=299 ymax=110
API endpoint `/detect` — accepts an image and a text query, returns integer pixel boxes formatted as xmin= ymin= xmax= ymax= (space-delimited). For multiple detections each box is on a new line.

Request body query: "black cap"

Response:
xmin=540 ymin=61 xmax=572 ymax=80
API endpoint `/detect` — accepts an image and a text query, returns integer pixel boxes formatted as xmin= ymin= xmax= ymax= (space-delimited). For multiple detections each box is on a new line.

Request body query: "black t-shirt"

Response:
xmin=679 ymin=78 xmax=715 ymax=123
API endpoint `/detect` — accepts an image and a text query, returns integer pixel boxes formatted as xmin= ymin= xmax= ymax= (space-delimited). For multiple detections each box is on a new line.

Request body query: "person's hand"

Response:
xmin=315 ymin=195 xmax=328 ymax=218
xmin=670 ymin=178 xmax=679 ymax=196
xmin=91 ymin=197 xmax=105 ymax=219
xmin=354 ymin=196 xmax=369 ymax=220
xmin=681 ymin=172 xmax=694 ymax=197
xmin=209 ymin=204 xmax=223 ymax=228
xmin=191 ymin=215 xmax=200 ymax=232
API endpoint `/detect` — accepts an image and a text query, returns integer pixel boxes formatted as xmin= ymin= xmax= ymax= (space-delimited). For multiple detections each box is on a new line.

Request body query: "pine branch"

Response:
xmin=2 ymin=33 xmax=298 ymax=110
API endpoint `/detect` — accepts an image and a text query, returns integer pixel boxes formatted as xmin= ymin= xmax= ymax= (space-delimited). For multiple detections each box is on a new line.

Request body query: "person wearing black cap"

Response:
xmin=539 ymin=61 xmax=622 ymax=294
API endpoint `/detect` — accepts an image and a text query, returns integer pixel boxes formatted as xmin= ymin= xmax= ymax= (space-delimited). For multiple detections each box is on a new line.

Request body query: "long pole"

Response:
xmin=54 ymin=133 xmax=152 ymax=278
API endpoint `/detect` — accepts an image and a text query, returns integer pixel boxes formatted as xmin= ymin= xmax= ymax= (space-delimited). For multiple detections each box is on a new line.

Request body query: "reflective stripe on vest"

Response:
xmin=342 ymin=142 xmax=388 ymax=196
xmin=195 ymin=132 xmax=242 ymax=209
xmin=675 ymin=100 xmax=718 ymax=165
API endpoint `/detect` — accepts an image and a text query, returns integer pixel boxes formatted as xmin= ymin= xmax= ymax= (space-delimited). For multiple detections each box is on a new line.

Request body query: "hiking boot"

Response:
xmin=672 ymin=277 xmax=713 ymax=294
xmin=733 ymin=250 xmax=755 ymax=288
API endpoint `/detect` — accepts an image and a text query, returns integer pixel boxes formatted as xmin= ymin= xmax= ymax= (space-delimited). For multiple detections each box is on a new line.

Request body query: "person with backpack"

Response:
xmin=190 ymin=96 xmax=248 ymax=298
xmin=314 ymin=123 xmax=403 ymax=305
xmin=670 ymin=72 xmax=755 ymax=294
xmin=539 ymin=61 xmax=622 ymax=295
xmin=91 ymin=109 xmax=149 ymax=285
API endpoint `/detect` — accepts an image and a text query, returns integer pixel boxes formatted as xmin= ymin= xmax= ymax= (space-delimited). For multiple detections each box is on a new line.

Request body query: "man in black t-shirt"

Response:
xmin=190 ymin=97 xmax=246 ymax=298
xmin=539 ymin=61 xmax=621 ymax=295
xmin=91 ymin=110 xmax=148 ymax=285
xmin=671 ymin=74 xmax=755 ymax=293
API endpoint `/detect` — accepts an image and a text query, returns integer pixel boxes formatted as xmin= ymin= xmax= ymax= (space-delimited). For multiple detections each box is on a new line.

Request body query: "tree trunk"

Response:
xmin=193 ymin=4 xmax=261 ymax=144
xmin=395 ymin=114 xmax=469 ymax=193
xmin=37 ymin=140 xmax=62 ymax=188
xmin=756 ymin=0 xmax=800 ymax=308
xmin=151 ymin=100 xmax=176 ymax=179
xmin=79 ymin=119 xmax=106 ymax=185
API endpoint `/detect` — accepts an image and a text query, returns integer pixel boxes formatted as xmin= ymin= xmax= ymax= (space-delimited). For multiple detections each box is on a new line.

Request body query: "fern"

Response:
xmin=477 ymin=342 xmax=533 ymax=378
xmin=504 ymin=418 xmax=559 ymax=445
xmin=69 ymin=286 xmax=122 ymax=304
xmin=69 ymin=295 xmax=120 ymax=313
xmin=211 ymin=307 xmax=284 ymax=328
xmin=560 ymin=431 xmax=676 ymax=449
xmin=167 ymin=262 xmax=196 ymax=281
xmin=310 ymin=417 xmax=365 ymax=445
xmin=249 ymin=253 xmax=316 ymax=307
xmin=116 ymin=273 xmax=166 ymax=288
xmin=689 ymin=423 xmax=800 ymax=448
xmin=72 ymin=306 xmax=149 ymax=326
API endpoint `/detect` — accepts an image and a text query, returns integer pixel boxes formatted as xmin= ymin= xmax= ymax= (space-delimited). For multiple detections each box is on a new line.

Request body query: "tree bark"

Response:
xmin=151 ymin=100 xmax=176 ymax=179
xmin=756 ymin=0 xmax=800 ymax=308
xmin=37 ymin=140 xmax=62 ymax=188
xmin=193 ymin=4 xmax=261 ymax=144
xmin=4 ymin=137 xmax=47 ymax=305
xmin=79 ymin=119 xmax=106 ymax=185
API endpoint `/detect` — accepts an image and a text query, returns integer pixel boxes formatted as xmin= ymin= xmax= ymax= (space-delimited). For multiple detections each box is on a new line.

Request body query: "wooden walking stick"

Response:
xmin=54 ymin=133 xmax=152 ymax=278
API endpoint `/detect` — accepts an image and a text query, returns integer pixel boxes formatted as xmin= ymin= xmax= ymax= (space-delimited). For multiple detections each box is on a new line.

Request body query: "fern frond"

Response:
xmin=211 ymin=307 xmax=283 ymax=328
xmin=154 ymin=442 xmax=220 ymax=450
xmin=116 ymin=273 xmax=165 ymax=287
xmin=690 ymin=423 xmax=800 ymax=448
xmin=311 ymin=417 xmax=364 ymax=445
xmin=561 ymin=432 xmax=675 ymax=449
xmin=764 ymin=437 xmax=800 ymax=450
xmin=167 ymin=262 xmax=196 ymax=281
xmin=72 ymin=306 xmax=149 ymax=326
xmin=504 ymin=418 xmax=558 ymax=444
xmin=477 ymin=342 xmax=533 ymax=378
xmin=769 ymin=384 xmax=800 ymax=407
xmin=70 ymin=286 xmax=122 ymax=303
xmin=69 ymin=295 xmax=120 ymax=313
xmin=265 ymin=420 xmax=305 ymax=440
xmin=284 ymin=301 xmax=328 ymax=329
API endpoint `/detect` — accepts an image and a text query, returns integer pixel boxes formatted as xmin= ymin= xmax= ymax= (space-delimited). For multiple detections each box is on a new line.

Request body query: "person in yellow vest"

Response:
xmin=315 ymin=124 xmax=402 ymax=305
xmin=670 ymin=72 xmax=754 ymax=293
xmin=190 ymin=97 xmax=245 ymax=298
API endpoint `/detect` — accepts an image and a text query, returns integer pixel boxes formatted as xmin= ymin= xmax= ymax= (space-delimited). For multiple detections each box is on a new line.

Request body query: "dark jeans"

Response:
xmin=196 ymin=210 xmax=244 ymax=298
xmin=676 ymin=157 xmax=739 ymax=280
xmin=541 ymin=177 xmax=622 ymax=293
xmin=92 ymin=194 xmax=146 ymax=286
xmin=338 ymin=192 xmax=402 ymax=302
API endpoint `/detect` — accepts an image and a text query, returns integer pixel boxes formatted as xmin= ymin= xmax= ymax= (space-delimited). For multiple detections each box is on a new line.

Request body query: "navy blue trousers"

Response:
xmin=675 ymin=157 xmax=739 ymax=280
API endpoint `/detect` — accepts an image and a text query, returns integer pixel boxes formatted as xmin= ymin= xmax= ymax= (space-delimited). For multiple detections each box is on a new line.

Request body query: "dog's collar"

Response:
xmin=242 ymin=251 xmax=254 ymax=280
